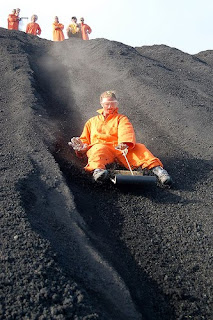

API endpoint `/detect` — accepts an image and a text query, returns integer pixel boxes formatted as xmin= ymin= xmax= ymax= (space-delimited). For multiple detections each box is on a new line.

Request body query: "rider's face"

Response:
xmin=101 ymin=97 xmax=118 ymax=116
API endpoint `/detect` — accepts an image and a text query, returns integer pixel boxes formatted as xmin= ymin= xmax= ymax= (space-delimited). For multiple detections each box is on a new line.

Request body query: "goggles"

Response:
xmin=101 ymin=100 xmax=118 ymax=105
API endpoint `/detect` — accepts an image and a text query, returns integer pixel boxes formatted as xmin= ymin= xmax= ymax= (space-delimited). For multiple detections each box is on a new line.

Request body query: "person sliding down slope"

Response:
xmin=69 ymin=90 xmax=172 ymax=186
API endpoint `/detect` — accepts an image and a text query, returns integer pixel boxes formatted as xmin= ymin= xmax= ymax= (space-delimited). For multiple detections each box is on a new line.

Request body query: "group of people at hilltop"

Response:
xmin=66 ymin=16 xmax=91 ymax=40
xmin=7 ymin=8 xmax=92 ymax=41
xmin=53 ymin=16 xmax=92 ymax=41
xmin=7 ymin=8 xmax=23 ymax=31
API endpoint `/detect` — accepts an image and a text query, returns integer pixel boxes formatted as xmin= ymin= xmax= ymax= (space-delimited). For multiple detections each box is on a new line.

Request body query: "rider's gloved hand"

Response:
xmin=68 ymin=137 xmax=88 ymax=153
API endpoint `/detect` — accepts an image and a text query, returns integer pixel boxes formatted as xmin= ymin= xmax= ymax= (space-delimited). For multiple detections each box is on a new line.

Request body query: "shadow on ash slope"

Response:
xmin=18 ymin=37 xmax=213 ymax=320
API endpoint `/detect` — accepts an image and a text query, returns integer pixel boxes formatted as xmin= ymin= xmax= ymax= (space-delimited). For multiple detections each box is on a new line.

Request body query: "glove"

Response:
xmin=68 ymin=137 xmax=88 ymax=152
xmin=115 ymin=143 xmax=129 ymax=151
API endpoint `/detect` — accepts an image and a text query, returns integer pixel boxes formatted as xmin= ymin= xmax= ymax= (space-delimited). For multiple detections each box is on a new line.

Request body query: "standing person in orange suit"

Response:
xmin=53 ymin=16 xmax=65 ymax=41
xmin=80 ymin=17 xmax=92 ymax=40
xmin=8 ymin=9 xmax=19 ymax=30
xmin=26 ymin=15 xmax=41 ymax=36
xmin=69 ymin=90 xmax=172 ymax=185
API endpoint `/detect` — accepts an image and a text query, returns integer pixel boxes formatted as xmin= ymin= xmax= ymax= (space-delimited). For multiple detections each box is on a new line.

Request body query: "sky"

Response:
xmin=1 ymin=0 xmax=213 ymax=54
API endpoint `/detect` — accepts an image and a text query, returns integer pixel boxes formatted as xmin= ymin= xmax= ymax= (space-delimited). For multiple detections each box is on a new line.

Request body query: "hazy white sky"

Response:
xmin=1 ymin=0 xmax=212 ymax=54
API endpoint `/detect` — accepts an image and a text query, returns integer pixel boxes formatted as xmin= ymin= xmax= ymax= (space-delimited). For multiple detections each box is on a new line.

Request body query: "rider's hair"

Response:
xmin=100 ymin=90 xmax=117 ymax=103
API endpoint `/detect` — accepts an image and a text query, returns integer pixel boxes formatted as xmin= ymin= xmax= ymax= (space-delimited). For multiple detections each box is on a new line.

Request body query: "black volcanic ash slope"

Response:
xmin=0 ymin=27 xmax=213 ymax=320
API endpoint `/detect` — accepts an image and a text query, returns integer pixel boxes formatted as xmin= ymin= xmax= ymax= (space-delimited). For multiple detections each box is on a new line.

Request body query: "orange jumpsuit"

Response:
xmin=81 ymin=23 xmax=92 ymax=40
xmin=8 ymin=14 xmax=19 ymax=30
xmin=79 ymin=108 xmax=163 ymax=171
xmin=26 ymin=22 xmax=41 ymax=36
xmin=53 ymin=22 xmax=65 ymax=41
